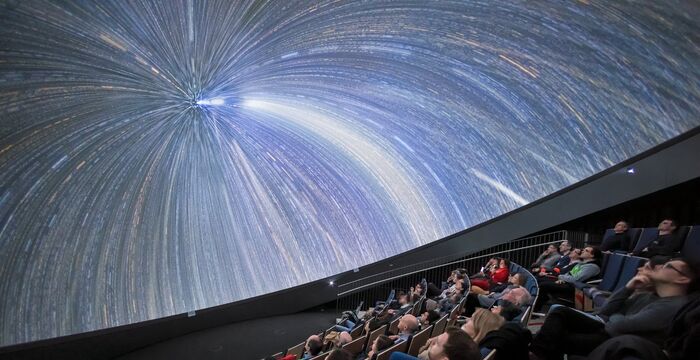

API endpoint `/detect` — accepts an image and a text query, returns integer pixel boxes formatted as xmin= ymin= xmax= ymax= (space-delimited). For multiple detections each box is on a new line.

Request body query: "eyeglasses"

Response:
xmin=663 ymin=262 xmax=688 ymax=277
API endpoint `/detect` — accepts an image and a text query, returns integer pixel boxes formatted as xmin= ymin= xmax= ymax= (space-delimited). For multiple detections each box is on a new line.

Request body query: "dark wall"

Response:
xmin=2 ymin=127 xmax=700 ymax=359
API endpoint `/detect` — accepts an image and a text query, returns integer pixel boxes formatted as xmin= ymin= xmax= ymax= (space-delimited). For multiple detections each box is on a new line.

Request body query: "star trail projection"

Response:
xmin=1 ymin=0 xmax=699 ymax=346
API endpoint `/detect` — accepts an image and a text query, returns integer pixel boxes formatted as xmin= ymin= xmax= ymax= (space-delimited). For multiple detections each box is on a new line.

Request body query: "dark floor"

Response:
xmin=116 ymin=310 xmax=338 ymax=360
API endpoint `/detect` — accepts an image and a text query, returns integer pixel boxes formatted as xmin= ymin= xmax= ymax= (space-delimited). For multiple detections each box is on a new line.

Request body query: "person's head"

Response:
xmin=427 ymin=327 xmax=481 ymax=360
xmin=368 ymin=334 xmax=393 ymax=357
xmin=415 ymin=283 xmax=424 ymax=294
xmin=614 ymin=221 xmax=629 ymax=233
xmin=337 ymin=331 xmax=352 ymax=346
xmin=649 ymin=258 xmax=698 ymax=294
xmin=324 ymin=348 xmax=353 ymax=360
xmin=454 ymin=278 xmax=464 ymax=292
xmin=461 ymin=308 xmax=505 ymax=343
xmin=508 ymin=272 xmax=526 ymax=287
xmin=399 ymin=314 xmax=419 ymax=334
xmin=559 ymin=240 xmax=572 ymax=253
xmin=398 ymin=292 xmax=410 ymax=306
xmin=305 ymin=334 xmax=323 ymax=356
xmin=580 ymin=246 xmax=602 ymax=263
xmin=639 ymin=256 xmax=669 ymax=276
xmin=491 ymin=300 xmax=521 ymax=321
xmin=421 ymin=310 xmax=441 ymax=325
xmin=569 ymin=248 xmax=582 ymax=261
xmin=546 ymin=244 xmax=558 ymax=254
xmin=499 ymin=258 xmax=510 ymax=269
xmin=501 ymin=287 xmax=531 ymax=307
xmin=487 ymin=258 xmax=498 ymax=266
xmin=658 ymin=219 xmax=677 ymax=234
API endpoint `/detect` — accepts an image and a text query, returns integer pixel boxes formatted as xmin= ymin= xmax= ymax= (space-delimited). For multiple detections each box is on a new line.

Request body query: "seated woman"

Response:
xmin=461 ymin=308 xmax=505 ymax=358
xmin=471 ymin=258 xmax=499 ymax=280
xmin=533 ymin=246 xmax=602 ymax=312
xmin=470 ymin=258 xmax=510 ymax=292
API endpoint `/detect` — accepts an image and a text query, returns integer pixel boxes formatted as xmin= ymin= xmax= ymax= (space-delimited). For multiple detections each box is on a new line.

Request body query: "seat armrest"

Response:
xmin=586 ymin=279 xmax=602 ymax=285
xmin=573 ymin=281 xmax=592 ymax=290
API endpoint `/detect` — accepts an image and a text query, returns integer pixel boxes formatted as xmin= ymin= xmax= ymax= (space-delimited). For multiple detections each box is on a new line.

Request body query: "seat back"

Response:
xmin=519 ymin=305 xmax=532 ymax=326
xmin=682 ymin=226 xmax=700 ymax=264
xmin=600 ymin=228 xmax=615 ymax=248
xmin=632 ymin=227 xmax=659 ymax=254
xmin=627 ymin=228 xmax=642 ymax=250
xmin=389 ymin=316 xmax=401 ymax=335
xmin=407 ymin=326 xmax=432 ymax=356
xmin=598 ymin=253 xmax=626 ymax=291
xmin=286 ymin=341 xmax=306 ymax=360
xmin=483 ymin=349 xmax=497 ymax=360
xmin=376 ymin=340 xmax=409 ymax=360
xmin=614 ymin=256 xmax=646 ymax=291
xmin=411 ymin=296 xmax=424 ymax=316
xmin=677 ymin=226 xmax=692 ymax=250
xmin=310 ymin=352 xmax=327 ymax=360
xmin=349 ymin=322 xmax=364 ymax=339
xmin=367 ymin=324 xmax=388 ymax=351
xmin=431 ymin=315 xmax=448 ymax=337
xmin=342 ymin=335 xmax=366 ymax=357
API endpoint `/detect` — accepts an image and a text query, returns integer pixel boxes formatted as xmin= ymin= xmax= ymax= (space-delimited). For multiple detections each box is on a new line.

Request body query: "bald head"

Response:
xmin=399 ymin=314 xmax=419 ymax=334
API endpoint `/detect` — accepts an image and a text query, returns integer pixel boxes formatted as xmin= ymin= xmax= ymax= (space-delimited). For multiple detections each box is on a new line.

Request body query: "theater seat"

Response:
xmin=592 ymin=256 xmax=646 ymax=308
xmin=631 ymin=227 xmax=659 ymax=254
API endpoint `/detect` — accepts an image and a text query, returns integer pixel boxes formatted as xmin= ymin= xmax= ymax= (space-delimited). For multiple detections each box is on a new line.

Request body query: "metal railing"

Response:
xmin=335 ymin=230 xmax=588 ymax=312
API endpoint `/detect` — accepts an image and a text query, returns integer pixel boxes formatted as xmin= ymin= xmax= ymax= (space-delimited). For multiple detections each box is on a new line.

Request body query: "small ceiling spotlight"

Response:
xmin=626 ymin=167 xmax=635 ymax=174
xmin=329 ymin=281 xmax=334 ymax=286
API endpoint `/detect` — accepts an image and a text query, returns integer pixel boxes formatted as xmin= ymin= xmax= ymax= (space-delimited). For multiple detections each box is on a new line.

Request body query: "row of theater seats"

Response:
xmin=574 ymin=253 xmax=647 ymax=309
xmin=270 ymin=261 xmax=541 ymax=360
xmin=601 ymin=224 xmax=700 ymax=262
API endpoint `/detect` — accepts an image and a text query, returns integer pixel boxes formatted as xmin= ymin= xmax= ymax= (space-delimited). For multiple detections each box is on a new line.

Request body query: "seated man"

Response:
xmin=389 ymin=314 xmax=419 ymax=343
xmin=600 ymin=220 xmax=633 ymax=252
xmin=529 ymin=257 xmax=696 ymax=360
xmin=418 ymin=309 xmax=441 ymax=330
xmin=389 ymin=326 xmax=481 ymax=360
xmin=464 ymin=273 xmax=531 ymax=316
xmin=387 ymin=292 xmax=414 ymax=317
xmin=301 ymin=334 xmax=323 ymax=360
xmin=586 ymin=292 xmax=700 ymax=360
xmin=537 ymin=248 xmax=581 ymax=279
xmin=552 ymin=240 xmax=573 ymax=269
xmin=531 ymin=244 xmax=562 ymax=273
xmin=533 ymin=246 xmax=602 ymax=312
xmin=635 ymin=219 xmax=682 ymax=257
xmin=490 ymin=299 xmax=523 ymax=321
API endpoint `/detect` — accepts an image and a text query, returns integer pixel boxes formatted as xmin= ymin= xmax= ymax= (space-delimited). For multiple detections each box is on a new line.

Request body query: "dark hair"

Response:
xmin=425 ymin=309 xmax=440 ymax=323
xmin=307 ymin=337 xmax=323 ymax=356
xmin=667 ymin=219 xmax=678 ymax=230
xmin=500 ymin=258 xmax=511 ymax=268
xmin=442 ymin=327 xmax=481 ymax=360
xmin=454 ymin=272 xmax=465 ymax=280
xmin=497 ymin=300 xmax=521 ymax=321
xmin=674 ymin=257 xmax=700 ymax=293
xmin=374 ymin=335 xmax=394 ymax=353
xmin=588 ymin=246 xmax=603 ymax=265
xmin=512 ymin=272 xmax=527 ymax=287
xmin=324 ymin=348 xmax=353 ymax=360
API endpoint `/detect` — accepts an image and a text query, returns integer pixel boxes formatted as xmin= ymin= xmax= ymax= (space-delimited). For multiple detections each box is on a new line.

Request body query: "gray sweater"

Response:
xmin=557 ymin=261 xmax=600 ymax=284
xmin=596 ymin=287 xmax=688 ymax=345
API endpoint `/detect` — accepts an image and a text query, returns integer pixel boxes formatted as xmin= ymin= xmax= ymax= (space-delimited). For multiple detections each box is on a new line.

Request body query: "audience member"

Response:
xmin=389 ymin=314 xmax=419 ymax=343
xmin=586 ymin=292 xmax=700 ymax=360
xmin=552 ymin=240 xmax=573 ymax=269
xmin=635 ymin=219 xmax=682 ymax=257
xmin=531 ymin=244 xmax=562 ymax=273
xmin=462 ymin=308 xmax=505 ymax=348
xmin=490 ymin=300 xmax=522 ymax=321
xmin=359 ymin=334 xmax=394 ymax=360
xmin=325 ymin=348 xmax=353 ymax=360
xmin=600 ymin=221 xmax=632 ymax=252
xmin=403 ymin=326 xmax=481 ymax=360
xmin=529 ymin=257 xmax=696 ymax=359
xmin=419 ymin=310 xmax=441 ymax=330
xmin=301 ymin=334 xmax=323 ymax=360
xmin=533 ymin=246 xmax=602 ymax=312
xmin=537 ymin=248 xmax=582 ymax=279
xmin=471 ymin=258 xmax=509 ymax=292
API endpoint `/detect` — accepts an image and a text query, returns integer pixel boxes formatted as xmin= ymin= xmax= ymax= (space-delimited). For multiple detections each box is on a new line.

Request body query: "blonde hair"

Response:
xmin=470 ymin=308 xmax=504 ymax=343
